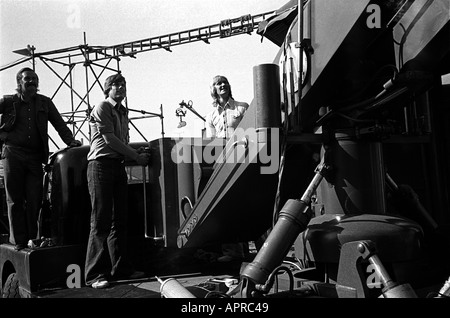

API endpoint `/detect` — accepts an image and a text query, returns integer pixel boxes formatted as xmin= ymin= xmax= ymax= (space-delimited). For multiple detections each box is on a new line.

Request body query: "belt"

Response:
xmin=94 ymin=157 xmax=125 ymax=164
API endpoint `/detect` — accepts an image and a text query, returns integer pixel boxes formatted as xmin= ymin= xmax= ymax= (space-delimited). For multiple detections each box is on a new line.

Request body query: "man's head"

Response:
xmin=210 ymin=75 xmax=232 ymax=104
xmin=104 ymin=73 xmax=127 ymax=101
xmin=16 ymin=67 xmax=39 ymax=96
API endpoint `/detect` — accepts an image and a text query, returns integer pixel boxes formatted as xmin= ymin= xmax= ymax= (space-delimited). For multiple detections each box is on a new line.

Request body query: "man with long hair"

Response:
xmin=0 ymin=67 xmax=81 ymax=251
xmin=205 ymin=75 xmax=249 ymax=139
xmin=205 ymin=75 xmax=249 ymax=262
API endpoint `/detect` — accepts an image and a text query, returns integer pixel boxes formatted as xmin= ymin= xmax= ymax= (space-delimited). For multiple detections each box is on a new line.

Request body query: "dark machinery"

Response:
xmin=1 ymin=0 xmax=450 ymax=299
xmin=171 ymin=0 xmax=450 ymax=298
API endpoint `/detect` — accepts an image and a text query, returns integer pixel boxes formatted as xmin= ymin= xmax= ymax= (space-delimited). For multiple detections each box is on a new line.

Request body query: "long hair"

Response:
xmin=16 ymin=67 xmax=39 ymax=94
xmin=210 ymin=75 xmax=232 ymax=107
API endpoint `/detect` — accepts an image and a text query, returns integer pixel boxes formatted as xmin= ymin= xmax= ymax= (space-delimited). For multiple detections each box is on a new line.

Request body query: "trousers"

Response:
xmin=2 ymin=145 xmax=43 ymax=245
xmin=84 ymin=158 xmax=134 ymax=285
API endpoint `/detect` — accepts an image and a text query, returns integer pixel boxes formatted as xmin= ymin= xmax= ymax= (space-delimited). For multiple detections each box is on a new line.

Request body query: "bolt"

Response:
xmin=357 ymin=243 xmax=366 ymax=253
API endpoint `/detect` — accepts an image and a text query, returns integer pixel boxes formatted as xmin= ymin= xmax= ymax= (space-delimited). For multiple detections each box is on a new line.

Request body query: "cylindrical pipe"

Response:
xmin=381 ymin=283 xmax=417 ymax=298
xmin=297 ymin=0 xmax=304 ymax=128
xmin=369 ymin=254 xmax=395 ymax=288
xmin=156 ymin=277 xmax=196 ymax=298
xmin=253 ymin=64 xmax=281 ymax=129
xmin=368 ymin=254 xmax=417 ymax=298
xmin=240 ymin=199 xmax=311 ymax=284
xmin=386 ymin=173 xmax=438 ymax=232
xmin=241 ymin=163 xmax=328 ymax=285
xmin=301 ymin=168 xmax=325 ymax=203
xmin=143 ymin=165 xmax=148 ymax=237
xmin=177 ymin=158 xmax=195 ymax=220
xmin=436 ymin=277 xmax=450 ymax=298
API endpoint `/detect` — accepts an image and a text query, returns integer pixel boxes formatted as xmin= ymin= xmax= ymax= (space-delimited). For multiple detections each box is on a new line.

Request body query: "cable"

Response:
xmin=282 ymin=260 xmax=303 ymax=271
xmin=256 ymin=265 xmax=294 ymax=294
xmin=180 ymin=196 xmax=194 ymax=220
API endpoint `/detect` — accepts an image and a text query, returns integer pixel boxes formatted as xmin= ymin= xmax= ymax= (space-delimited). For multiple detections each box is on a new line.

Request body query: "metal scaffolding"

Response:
xmin=1 ymin=11 xmax=275 ymax=148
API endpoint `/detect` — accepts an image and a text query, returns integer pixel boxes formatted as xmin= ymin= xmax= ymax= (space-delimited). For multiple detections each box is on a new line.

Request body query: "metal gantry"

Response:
xmin=1 ymin=11 xmax=275 ymax=148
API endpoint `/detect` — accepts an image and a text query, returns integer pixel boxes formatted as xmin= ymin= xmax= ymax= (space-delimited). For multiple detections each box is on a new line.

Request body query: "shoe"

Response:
xmin=91 ymin=278 xmax=110 ymax=289
xmin=14 ymin=244 xmax=27 ymax=251
xmin=127 ymin=271 xmax=146 ymax=280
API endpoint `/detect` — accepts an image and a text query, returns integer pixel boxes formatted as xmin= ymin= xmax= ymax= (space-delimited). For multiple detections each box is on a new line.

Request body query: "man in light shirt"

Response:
xmin=204 ymin=75 xmax=249 ymax=262
xmin=205 ymin=75 xmax=249 ymax=139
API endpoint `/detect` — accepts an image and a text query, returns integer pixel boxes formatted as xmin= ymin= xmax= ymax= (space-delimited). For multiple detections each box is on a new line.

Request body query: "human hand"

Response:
xmin=69 ymin=140 xmax=82 ymax=147
xmin=136 ymin=146 xmax=150 ymax=154
xmin=135 ymin=152 xmax=150 ymax=166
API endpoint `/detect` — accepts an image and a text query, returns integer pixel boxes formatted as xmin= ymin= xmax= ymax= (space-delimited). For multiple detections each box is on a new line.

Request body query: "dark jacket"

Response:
xmin=0 ymin=93 xmax=76 ymax=163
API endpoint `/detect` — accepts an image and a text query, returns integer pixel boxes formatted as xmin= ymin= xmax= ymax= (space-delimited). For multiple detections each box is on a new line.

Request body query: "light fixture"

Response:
xmin=177 ymin=120 xmax=186 ymax=128
xmin=175 ymin=107 xmax=187 ymax=129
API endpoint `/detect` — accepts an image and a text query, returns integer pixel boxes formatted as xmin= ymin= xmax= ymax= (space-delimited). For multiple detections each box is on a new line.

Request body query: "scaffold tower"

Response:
xmin=1 ymin=11 xmax=275 ymax=148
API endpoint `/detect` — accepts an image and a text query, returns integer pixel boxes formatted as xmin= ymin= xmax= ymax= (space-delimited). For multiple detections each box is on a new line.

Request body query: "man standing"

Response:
xmin=205 ymin=75 xmax=249 ymax=262
xmin=0 ymin=67 xmax=81 ymax=251
xmin=85 ymin=73 xmax=150 ymax=289
xmin=205 ymin=75 xmax=249 ymax=139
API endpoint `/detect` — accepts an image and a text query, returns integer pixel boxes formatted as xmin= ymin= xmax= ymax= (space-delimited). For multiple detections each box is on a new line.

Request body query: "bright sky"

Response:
xmin=0 ymin=0 xmax=288 ymax=151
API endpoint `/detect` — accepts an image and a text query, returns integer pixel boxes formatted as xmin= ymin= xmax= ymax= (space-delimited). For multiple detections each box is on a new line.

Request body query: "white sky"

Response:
xmin=0 ymin=0 xmax=288 ymax=151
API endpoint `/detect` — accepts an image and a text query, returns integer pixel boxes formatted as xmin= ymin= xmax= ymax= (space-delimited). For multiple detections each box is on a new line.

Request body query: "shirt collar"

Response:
xmin=107 ymin=97 xmax=126 ymax=112
xmin=220 ymin=98 xmax=236 ymax=110
xmin=18 ymin=92 xmax=36 ymax=103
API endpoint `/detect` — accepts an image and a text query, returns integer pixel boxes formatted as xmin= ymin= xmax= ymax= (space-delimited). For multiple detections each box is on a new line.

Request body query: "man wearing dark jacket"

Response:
xmin=0 ymin=67 xmax=81 ymax=250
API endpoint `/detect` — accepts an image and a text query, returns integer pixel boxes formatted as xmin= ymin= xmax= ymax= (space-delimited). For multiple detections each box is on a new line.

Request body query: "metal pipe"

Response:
xmin=240 ymin=163 xmax=330 ymax=286
xmin=297 ymin=0 xmax=304 ymax=129
xmin=369 ymin=254 xmax=417 ymax=298
xmin=368 ymin=254 xmax=395 ymax=288
xmin=143 ymin=165 xmax=148 ymax=238
xmin=160 ymin=104 xmax=165 ymax=138
xmin=156 ymin=276 xmax=196 ymax=298
xmin=83 ymin=32 xmax=92 ymax=141
xmin=253 ymin=63 xmax=281 ymax=129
